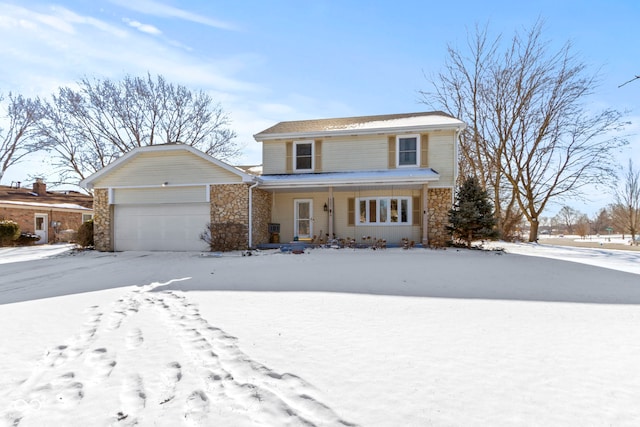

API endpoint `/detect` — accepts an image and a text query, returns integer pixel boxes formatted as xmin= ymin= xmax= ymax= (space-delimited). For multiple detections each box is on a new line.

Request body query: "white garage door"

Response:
xmin=114 ymin=203 xmax=210 ymax=251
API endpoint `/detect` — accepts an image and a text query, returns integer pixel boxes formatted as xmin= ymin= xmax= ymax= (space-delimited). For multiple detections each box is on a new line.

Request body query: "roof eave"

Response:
xmin=254 ymin=122 xmax=466 ymax=142
xmin=259 ymin=175 xmax=440 ymax=189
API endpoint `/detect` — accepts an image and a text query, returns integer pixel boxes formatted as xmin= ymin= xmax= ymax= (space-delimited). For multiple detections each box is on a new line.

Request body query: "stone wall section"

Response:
xmin=427 ymin=187 xmax=452 ymax=247
xmin=93 ymin=188 xmax=113 ymax=251
xmin=209 ymin=184 xmax=249 ymax=250
xmin=251 ymin=188 xmax=272 ymax=246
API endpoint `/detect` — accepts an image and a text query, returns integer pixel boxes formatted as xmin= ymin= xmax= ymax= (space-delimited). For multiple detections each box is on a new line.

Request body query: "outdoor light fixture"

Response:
xmin=162 ymin=182 xmax=168 ymax=187
xmin=324 ymin=203 xmax=328 ymax=212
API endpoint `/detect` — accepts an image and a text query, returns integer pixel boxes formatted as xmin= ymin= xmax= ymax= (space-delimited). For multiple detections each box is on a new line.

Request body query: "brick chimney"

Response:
xmin=33 ymin=178 xmax=47 ymax=196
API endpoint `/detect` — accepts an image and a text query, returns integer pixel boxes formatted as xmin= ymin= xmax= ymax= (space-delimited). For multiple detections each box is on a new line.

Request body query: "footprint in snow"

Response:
xmin=85 ymin=348 xmax=116 ymax=379
xmin=125 ymin=328 xmax=144 ymax=349
xmin=159 ymin=362 xmax=182 ymax=405
xmin=184 ymin=390 xmax=209 ymax=426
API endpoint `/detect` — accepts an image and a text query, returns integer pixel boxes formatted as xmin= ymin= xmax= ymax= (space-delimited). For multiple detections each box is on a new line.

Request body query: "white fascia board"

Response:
xmin=259 ymin=171 xmax=439 ymax=189
xmin=254 ymin=123 xmax=465 ymax=142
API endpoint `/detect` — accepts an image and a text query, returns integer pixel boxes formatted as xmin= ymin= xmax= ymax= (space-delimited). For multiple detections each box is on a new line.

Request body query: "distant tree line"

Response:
xmin=0 ymin=73 xmax=239 ymax=187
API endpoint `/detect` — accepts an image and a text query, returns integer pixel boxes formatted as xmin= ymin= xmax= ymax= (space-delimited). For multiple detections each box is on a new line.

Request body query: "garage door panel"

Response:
xmin=114 ymin=203 xmax=210 ymax=251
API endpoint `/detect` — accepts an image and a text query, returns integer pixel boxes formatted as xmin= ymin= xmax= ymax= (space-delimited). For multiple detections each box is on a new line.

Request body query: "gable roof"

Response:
xmin=254 ymin=111 xmax=465 ymax=141
xmin=80 ymin=144 xmax=256 ymax=190
xmin=0 ymin=185 xmax=93 ymax=209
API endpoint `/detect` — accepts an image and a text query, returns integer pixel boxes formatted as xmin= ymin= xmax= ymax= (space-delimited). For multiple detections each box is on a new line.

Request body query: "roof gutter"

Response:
xmin=254 ymin=123 xmax=465 ymax=142
xmin=259 ymin=175 xmax=440 ymax=189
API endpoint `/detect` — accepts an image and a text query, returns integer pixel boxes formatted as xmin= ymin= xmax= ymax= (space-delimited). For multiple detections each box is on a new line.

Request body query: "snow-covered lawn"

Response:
xmin=1 ymin=243 xmax=640 ymax=426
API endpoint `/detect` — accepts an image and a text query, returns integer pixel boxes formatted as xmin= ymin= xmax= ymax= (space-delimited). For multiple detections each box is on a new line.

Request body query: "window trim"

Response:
xmin=396 ymin=134 xmax=420 ymax=167
xmin=356 ymin=196 xmax=412 ymax=225
xmin=293 ymin=140 xmax=314 ymax=172
xmin=82 ymin=213 xmax=94 ymax=223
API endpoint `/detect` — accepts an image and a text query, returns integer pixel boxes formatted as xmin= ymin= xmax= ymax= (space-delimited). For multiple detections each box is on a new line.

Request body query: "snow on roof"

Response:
xmin=254 ymin=111 xmax=465 ymax=140
xmin=0 ymin=200 xmax=92 ymax=210
xmin=327 ymin=115 xmax=463 ymax=131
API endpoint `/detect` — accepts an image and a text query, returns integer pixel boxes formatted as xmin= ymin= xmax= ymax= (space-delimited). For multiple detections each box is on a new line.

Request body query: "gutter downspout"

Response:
xmin=248 ymin=180 xmax=259 ymax=249
xmin=453 ymin=126 xmax=463 ymax=205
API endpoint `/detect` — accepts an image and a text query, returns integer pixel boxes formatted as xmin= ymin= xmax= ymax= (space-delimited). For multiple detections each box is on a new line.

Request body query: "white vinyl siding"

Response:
xmin=93 ymin=150 xmax=243 ymax=187
xmin=428 ymin=131 xmax=456 ymax=186
xmin=322 ymin=135 xmax=388 ymax=171
xmin=262 ymin=142 xmax=287 ymax=174
xmin=113 ymin=186 xmax=208 ymax=204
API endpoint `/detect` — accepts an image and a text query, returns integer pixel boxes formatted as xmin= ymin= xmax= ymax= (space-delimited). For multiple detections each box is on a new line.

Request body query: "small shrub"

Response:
xmin=77 ymin=219 xmax=94 ymax=248
xmin=0 ymin=220 xmax=20 ymax=246
xmin=15 ymin=232 xmax=40 ymax=246
xmin=200 ymin=222 xmax=248 ymax=252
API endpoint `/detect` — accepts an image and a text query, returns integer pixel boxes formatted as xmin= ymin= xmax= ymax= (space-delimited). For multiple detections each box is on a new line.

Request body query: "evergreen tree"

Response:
xmin=447 ymin=177 xmax=498 ymax=248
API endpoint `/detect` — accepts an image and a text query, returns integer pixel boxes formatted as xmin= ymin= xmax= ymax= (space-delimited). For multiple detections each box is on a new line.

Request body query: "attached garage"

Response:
xmin=114 ymin=203 xmax=209 ymax=251
xmin=80 ymin=144 xmax=260 ymax=252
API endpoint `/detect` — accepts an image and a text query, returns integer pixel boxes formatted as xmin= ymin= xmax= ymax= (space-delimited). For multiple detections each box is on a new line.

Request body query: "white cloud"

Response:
xmin=108 ymin=0 xmax=238 ymax=31
xmin=123 ymin=18 xmax=162 ymax=35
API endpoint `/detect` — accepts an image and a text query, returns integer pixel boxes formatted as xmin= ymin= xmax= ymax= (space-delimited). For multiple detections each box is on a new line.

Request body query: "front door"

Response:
xmin=294 ymin=199 xmax=313 ymax=239
xmin=34 ymin=214 xmax=48 ymax=244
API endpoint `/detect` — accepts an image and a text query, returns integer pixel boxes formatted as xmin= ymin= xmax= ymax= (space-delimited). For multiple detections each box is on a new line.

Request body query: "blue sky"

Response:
xmin=1 ymin=0 xmax=638 ymax=215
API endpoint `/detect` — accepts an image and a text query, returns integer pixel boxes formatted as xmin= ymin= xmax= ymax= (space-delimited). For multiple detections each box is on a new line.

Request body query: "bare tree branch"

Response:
xmin=38 ymin=73 xmax=239 ymax=184
xmin=422 ymin=19 xmax=629 ymax=241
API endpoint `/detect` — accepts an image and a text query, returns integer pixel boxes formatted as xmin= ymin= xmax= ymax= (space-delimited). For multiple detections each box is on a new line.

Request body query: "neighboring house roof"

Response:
xmin=254 ymin=111 xmax=465 ymax=141
xmin=258 ymin=168 xmax=440 ymax=189
xmin=80 ymin=144 xmax=256 ymax=189
xmin=0 ymin=185 xmax=93 ymax=210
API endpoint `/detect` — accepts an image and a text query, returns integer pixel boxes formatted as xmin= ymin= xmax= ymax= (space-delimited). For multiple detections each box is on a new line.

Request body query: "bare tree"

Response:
xmin=0 ymin=92 xmax=44 ymax=183
xmin=39 ymin=73 xmax=239 ymax=184
xmin=554 ymin=205 xmax=582 ymax=235
xmin=574 ymin=214 xmax=591 ymax=239
xmin=423 ymin=20 xmax=628 ymax=242
xmin=614 ymin=159 xmax=640 ymax=244
xmin=591 ymin=207 xmax=612 ymax=235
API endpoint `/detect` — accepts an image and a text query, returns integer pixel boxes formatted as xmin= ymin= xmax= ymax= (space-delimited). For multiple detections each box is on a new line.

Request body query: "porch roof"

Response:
xmin=258 ymin=168 xmax=439 ymax=189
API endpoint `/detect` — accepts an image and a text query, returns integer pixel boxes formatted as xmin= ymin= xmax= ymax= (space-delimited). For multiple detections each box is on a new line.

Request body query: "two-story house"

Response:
xmin=81 ymin=111 xmax=465 ymax=251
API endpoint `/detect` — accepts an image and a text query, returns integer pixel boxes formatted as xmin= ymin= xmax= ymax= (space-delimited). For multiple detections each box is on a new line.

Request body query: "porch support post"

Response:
xmin=422 ymin=184 xmax=429 ymax=247
xmin=328 ymin=186 xmax=334 ymax=240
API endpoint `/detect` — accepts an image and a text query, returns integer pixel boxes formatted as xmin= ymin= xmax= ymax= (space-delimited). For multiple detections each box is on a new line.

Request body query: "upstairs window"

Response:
xmin=294 ymin=141 xmax=314 ymax=171
xmin=397 ymin=135 xmax=419 ymax=166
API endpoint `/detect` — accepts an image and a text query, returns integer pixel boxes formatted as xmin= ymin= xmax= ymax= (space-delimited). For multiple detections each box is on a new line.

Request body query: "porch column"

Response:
xmin=328 ymin=186 xmax=334 ymax=239
xmin=422 ymin=184 xmax=429 ymax=246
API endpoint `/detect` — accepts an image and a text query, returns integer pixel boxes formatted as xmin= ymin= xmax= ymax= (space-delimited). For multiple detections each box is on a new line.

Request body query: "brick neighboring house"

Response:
xmin=0 ymin=179 xmax=93 ymax=244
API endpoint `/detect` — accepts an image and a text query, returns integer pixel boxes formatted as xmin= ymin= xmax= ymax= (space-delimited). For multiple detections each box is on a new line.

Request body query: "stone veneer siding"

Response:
xmin=251 ymin=188 xmax=272 ymax=246
xmin=93 ymin=188 xmax=113 ymax=251
xmin=209 ymin=184 xmax=271 ymax=250
xmin=427 ymin=187 xmax=452 ymax=247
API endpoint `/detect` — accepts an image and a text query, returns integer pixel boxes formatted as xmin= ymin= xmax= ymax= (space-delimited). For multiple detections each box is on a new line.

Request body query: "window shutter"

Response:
xmin=347 ymin=197 xmax=355 ymax=226
xmin=286 ymin=141 xmax=293 ymax=173
xmin=314 ymin=140 xmax=322 ymax=172
xmin=388 ymin=136 xmax=396 ymax=169
xmin=420 ymin=134 xmax=429 ymax=167
xmin=412 ymin=196 xmax=421 ymax=225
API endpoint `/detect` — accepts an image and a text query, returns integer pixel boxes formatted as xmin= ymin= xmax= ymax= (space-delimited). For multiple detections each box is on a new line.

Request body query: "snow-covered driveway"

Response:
xmin=1 ymin=245 xmax=640 ymax=426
